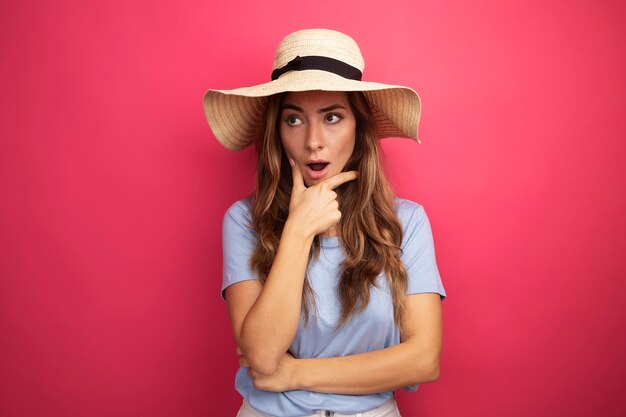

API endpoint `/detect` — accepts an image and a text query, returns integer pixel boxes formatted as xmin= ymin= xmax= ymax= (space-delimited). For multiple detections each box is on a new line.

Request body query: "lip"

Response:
xmin=305 ymin=159 xmax=330 ymax=165
xmin=304 ymin=160 xmax=330 ymax=180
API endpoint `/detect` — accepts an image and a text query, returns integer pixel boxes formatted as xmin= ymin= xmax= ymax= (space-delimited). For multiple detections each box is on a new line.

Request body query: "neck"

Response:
xmin=321 ymin=226 xmax=338 ymax=238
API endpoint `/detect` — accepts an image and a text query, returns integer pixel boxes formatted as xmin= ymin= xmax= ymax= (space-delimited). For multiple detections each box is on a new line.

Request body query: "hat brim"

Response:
xmin=203 ymin=70 xmax=421 ymax=151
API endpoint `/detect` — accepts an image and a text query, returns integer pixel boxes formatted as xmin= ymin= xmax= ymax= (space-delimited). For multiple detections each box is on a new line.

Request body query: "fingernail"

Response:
xmin=289 ymin=158 xmax=295 ymax=167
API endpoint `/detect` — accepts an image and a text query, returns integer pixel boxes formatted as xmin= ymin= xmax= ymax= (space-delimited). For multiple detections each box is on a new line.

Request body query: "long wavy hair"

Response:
xmin=250 ymin=91 xmax=408 ymax=329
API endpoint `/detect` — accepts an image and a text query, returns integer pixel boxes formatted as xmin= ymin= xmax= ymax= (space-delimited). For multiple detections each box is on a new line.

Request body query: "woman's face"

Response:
xmin=279 ymin=90 xmax=356 ymax=187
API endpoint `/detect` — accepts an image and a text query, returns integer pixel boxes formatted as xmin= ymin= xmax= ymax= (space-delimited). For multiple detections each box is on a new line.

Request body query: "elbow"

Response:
xmin=425 ymin=363 xmax=440 ymax=383
xmin=419 ymin=345 xmax=442 ymax=383
xmin=422 ymin=357 xmax=441 ymax=383
xmin=411 ymin=356 xmax=440 ymax=384
xmin=244 ymin=349 xmax=281 ymax=375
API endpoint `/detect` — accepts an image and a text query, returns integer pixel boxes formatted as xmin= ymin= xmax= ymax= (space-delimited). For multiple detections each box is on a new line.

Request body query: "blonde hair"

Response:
xmin=250 ymin=92 xmax=408 ymax=328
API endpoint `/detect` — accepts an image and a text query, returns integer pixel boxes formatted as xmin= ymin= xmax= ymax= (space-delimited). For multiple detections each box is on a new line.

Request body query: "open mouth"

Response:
xmin=307 ymin=162 xmax=329 ymax=171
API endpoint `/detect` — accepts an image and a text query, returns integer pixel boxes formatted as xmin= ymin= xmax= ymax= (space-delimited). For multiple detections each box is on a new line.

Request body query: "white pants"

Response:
xmin=235 ymin=397 xmax=402 ymax=417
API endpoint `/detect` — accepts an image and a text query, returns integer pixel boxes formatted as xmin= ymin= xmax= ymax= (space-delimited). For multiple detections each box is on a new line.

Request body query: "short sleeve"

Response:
xmin=221 ymin=198 xmax=259 ymax=300
xmin=397 ymin=199 xmax=446 ymax=299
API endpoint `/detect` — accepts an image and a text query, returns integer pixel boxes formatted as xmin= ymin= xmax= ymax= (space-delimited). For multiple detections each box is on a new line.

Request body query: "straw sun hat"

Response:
xmin=203 ymin=28 xmax=422 ymax=151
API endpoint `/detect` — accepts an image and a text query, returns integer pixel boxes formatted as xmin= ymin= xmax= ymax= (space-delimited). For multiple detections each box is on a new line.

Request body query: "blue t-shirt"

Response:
xmin=222 ymin=197 xmax=446 ymax=417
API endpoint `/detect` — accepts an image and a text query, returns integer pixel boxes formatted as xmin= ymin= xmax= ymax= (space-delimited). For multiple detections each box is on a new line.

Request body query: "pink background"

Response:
xmin=1 ymin=0 xmax=625 ymax=416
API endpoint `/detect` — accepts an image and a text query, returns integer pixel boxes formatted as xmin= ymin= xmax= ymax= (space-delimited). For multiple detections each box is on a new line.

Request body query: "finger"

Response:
xmin=321 ymin=171 xmax=358 ymax=190
xmin=290 ymin=158 xmax=305 ymax=191
xmin=239 ymin=356 xmax=249 ymax=368
xmin=236 ymin=346 xmax=242 ymax=356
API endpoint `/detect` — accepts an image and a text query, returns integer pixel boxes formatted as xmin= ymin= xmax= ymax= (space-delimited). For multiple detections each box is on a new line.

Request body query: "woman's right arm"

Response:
xmin=225 ymin=160 xmax=358 ymax=375
xmin=225 ymin=225 xmax=311 ymax=375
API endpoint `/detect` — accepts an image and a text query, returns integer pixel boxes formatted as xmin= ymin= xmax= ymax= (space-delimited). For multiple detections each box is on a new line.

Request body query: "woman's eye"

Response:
xmin=286 ymin=115 xmax=302 ymax=126
xmin=325 ymin=114 xmax=342 ymax=123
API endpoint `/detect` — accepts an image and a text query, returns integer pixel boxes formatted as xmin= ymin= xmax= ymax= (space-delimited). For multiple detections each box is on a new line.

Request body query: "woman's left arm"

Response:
xmin=245 ymin=292 xmax=442 ymax=394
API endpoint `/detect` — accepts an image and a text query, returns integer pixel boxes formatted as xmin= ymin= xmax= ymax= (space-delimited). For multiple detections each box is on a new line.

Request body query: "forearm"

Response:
xmin=293 ymin=340 xmax=440 ymax=394
xmin=239 ymin=221 xmax=313 ymax=373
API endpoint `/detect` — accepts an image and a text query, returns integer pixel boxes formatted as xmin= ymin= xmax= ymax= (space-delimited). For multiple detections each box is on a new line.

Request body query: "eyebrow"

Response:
xmin=281 ymin=103 xmax=347 ymax=113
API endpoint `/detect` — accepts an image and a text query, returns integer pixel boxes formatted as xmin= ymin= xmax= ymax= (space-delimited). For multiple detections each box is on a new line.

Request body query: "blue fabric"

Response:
xmin=222 ymin=198 xmax=446 ymax=417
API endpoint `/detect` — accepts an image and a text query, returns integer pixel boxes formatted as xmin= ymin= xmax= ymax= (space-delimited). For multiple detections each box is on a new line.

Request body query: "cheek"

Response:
xmin=278 ymin=128 xmax=294 ymax=156
xmin=281 ymin=141 xmax=298 ymax=159
xmin=346 ymin=137 xmax=356 ymax=155
xmin=340 ymin=127 xmax=356 ymax=160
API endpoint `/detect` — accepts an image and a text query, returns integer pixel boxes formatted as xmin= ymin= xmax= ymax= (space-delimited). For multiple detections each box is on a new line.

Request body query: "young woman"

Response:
xmin=203 ymin=29 xmax=446 ymax=417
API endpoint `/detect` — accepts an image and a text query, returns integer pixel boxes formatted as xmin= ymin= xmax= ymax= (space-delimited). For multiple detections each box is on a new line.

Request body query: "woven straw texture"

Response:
xmin=203 ymin=29 xmax=421 ymax=151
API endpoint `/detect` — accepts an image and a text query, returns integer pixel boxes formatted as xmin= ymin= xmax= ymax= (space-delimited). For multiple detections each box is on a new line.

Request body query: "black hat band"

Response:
xmin=271 ymin=55 xmax=362 ymax=81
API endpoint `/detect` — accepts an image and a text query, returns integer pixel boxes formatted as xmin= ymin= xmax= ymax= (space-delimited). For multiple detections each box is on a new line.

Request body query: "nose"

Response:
xmin=305 ymin=122 xmax=324 ymax=151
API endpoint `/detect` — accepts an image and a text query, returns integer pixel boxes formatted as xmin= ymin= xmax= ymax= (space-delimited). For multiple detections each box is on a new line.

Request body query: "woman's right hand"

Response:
xmin=286 ymin=158 xmax=358 ymax=239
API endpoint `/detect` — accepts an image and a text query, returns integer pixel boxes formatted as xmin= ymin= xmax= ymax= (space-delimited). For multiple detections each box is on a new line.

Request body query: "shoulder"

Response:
xmin=223 ymin=197 xmax=254 ymax=226
xmin=222 ymin=198 xmax=257 ymax=242
xmin=394 ymin=197 xmax=435 ymax=247
xmin=394 ymin=197 xmax=427 ymax=226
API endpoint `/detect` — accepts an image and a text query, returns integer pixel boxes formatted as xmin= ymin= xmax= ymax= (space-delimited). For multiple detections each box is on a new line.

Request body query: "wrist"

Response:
xmin=283 ymin=219 xmax=315 ymax=244
xmin=290 ymin=358 xmax=310 ymax=390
